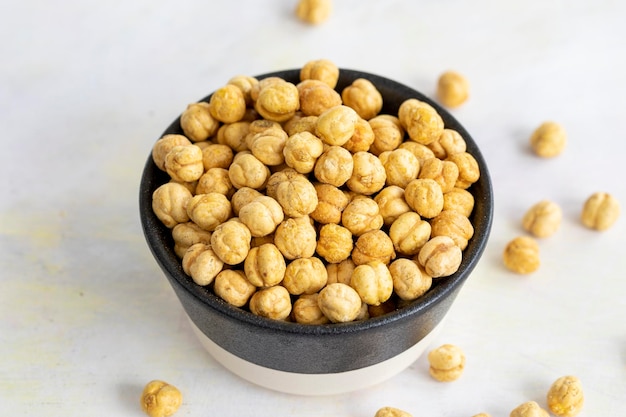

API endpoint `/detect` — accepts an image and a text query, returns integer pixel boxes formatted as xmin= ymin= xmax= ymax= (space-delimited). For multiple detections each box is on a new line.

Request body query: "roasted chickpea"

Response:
xmin=398 ymin=140 xmax=436 ymax=165
xmin=214 ymin=269 xmax=256 ymax=307
xmin=295 ymin=0 xmax=333 ymax=25
xmin=352 ymin=229 xmax=396 ymax=265
xmin=180 ymin=102 xmax=220 ymax=142
xmin=282 ymin=256 xmax=328 ymax=295
xmin=447 ymin=151 xmax=480 ymax=189
xmin=350 ymin=260 xmax=394 ymax=306
xmin=428 ymin=128 xmax=466 ymax=159
xmin=341 ymin=196 xmax=384 ymax=236
xmin=186 ymin=192 xmax=232 ymax=231
xmin=255 ymin=80 xmax=300 ymax=122
xmin=247 ymin=125 xmax=288 ymax=166
xmin=417 ymin=235 xmax=462 ymax=278
xmin=315 ymin=105 xmax=359 ymax=146
xmin=310 ymin=183 xmax=350 ymax=224
xmin=182 ymin=243 xmax=224 ymax=286
xmin=317 ymin=283 xmax=362 ymax=323
xmin=201 ymin=143 xmax=234 ymax=171
xmin=292 ymin=294 xmax=330 ymax=325
xmin=300 ymin=59 xmax=339 ymax=88
xmin=228 ymin=152 xmax=270 ymax=190
xmin=341 ymin=78 xmax=383 ymax=120
xmin=316 ymin=223 xmax=354 ymax=263
xmin=529 ymin=121 xmax=567 ymax=158
xmin=436 ymin=70 xmax=470 ymax=108
xmin=389 ymin=258 xmax=432 ymax=301
xmin=209 ymin=84 xmax=247 ymax=123
xmin=398 ymin=98 xmax=444 ymax=145
xmin=244 ymin=243 xmax=286 ymax=287
xmin=273 ymin=171 xmax=318 ymax=218
xmin=404 ymin=178 xmax=444 ymax=219
xmin=443 ymin=187 xmax=475 ymax=217
xmin=249 ymin=285 xmax=292 ymax=320
xmin=230 ymin=187 xmax=263 ymax=216
xmin=283 ymin=131 xmax=325 ymax=174
xmin=171 ymin=221 xmax=212 ymax=258
xmin=152 ymin=134 xmax=192 ymax=171
xmin=326 ymin=258 xmax=356 ymax=285
xmin=274 ymin=215 xmax=317 ymax=260
xmin=430 ymin=210 xmax=474 ymax=250
xmin=195 ymin=167 xmax=234 ymax=197
xmin=227 ymin=74 xmax=259 ymax=106
xmin=164 ymin=144 xmax=204 ymax=183
xmin=314 ymin=145 xmax=354 ymax=187
xmin=346 ymin=151 xmax=387 ymax=195
xmin=152 ymin=182 xmax=193 ymax=228
xmin=368 ymin=114 xmax=404 ymax=156
xmin=389 ymin=211 xmax=432 ymax=255
xmin=216 ymin=121 xmax=250 ymax=152
xmin=210 ymin=219 xmax=251 ymax=265
xmin=297 ymin=79 xmax=342 ymax=116
xmin=343 ymin=117 xmax=376 ymax=153
xmin=238 ymin=195 xmax=284 ymax=237
xmin=380 ymin=148 xmax=420 ymax=188
xmin=374 ymin=185 xmax=412 ymax=226
xmin=418 ymin=157 xmax=459 ymax=193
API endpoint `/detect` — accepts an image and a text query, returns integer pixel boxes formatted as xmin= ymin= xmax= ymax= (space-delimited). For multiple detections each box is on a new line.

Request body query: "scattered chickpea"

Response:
xmin=546 ymin=375 xmax=584 ymax=417
xmin=522 ymin=200 xmax=562 ymax=238
xmin=502 ymin=236 xmax=540 ymax=274
xmin=374 ymin=406 xmax=413 ymax=417
xmin=529 ymin=121 xmax=567 ymax=158
xmin=509 ymin=401 xmax=550 ymax=417
xmin=295 ymin=0 xmax=332 ymax=25
xmin=436 ymin=70 xmax=470 ymax=108
xmin=471 ymin=414 xmax=492 ymax=417
xmin=427 ymin=343 xmax=465 ymax=382
xmin=580 ymin=191 xmax=621 ymax=231
xmin=140 ymin=380 xmax=182 ymax=417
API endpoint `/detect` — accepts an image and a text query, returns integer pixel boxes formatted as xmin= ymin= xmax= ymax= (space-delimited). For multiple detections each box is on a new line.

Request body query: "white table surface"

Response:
xmin=2 ymin=1 xmax=625 ymax=415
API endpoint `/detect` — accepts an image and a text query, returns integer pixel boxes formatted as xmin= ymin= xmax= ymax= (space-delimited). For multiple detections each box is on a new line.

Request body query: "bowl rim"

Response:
xmin=139 ymin=67 xmax=494 ymax=337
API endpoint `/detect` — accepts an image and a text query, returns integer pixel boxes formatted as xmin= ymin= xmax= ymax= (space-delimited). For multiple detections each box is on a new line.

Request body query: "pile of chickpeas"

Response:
xmin=150 ymin=59 xmax=482 ymax=325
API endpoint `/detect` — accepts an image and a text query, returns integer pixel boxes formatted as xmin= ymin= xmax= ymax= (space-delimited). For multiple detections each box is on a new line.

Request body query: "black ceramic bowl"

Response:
xmin=139 ymin=68 xmax=493 ymax=395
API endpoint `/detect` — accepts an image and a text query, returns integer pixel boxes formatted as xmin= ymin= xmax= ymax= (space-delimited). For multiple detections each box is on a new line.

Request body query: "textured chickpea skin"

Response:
xmin=216 ymin=121 xmax=250 ymax=152
xmin=283 ymin=131 xmax=325 ymax=174
xmin=228 ymin=152 xmax=270 ymax=190
xmin=509 ymin=401 xmax=550 ymax=417
xmin=274 ymin=215 xmax=317 ymax=260
xmin=418 ymin=157 xmax=459 ymax=193
xmin=180 ymin=102 xmax=219 ymax=142
xmin=380 ymin=148 xmax=420 ymax=188
xmin=350 ymin=260 xmax=393 ymax=306
xmin=297 ymin=79 xmax=342 ymax=116
xmin=316 ymin=223 xmax=354 ymax=263
xmin=239 ymin=196 xmax=284 ymax=237
xmin=368 ymin=114 xmax=404 ymax=156
xmin=398 ymin=98 xmax=444 ymax=145
xmin=273 ymin=172 xmax=318 ymax=217
xmin=418 ymin=235 xmax=462 ymax=278
xmin=255 ymin=80 xmax=300 ymax=122
xmin=164 ymin=144 xmax=204 ymax=183
xmin=326 ymin=258 xmax=356 ymax=285
xmin=389 ymin=258 xmax=432 ymax=301
xmin=186 ymin=192 xmax=231 ymax=231
xmin=522 ymin=200 xmax=562 ymax=238
xmin=503 ymin=236 xmax=540 ymax=274
xmin=244 ymin=243 xmax=286 ymax=287
xmin=427 ymin=343 xmax=465 ymax=382
xmin=343 ymin=117 xmax=376 ymax=153
xmin=230 ymin=187 xmax=263 ymax=215
xmin=182 ymin=243 xmax=224 ymax=286
xmin=315 ymin=105 xmax=359 ymax=146
xmin=436 ymin=70 xmax=470 ymax=108
xmin=140 ymin=380 xmax=182 ymax=417
xmin=152 ymin=134 xmax=192 ymax=171
xmin=300 ymin=59 xmax=339 ymax=88
xmin=389 ymin=211 xmax=432 ymax=256
xmin=310 ymin=183 xmax=349 ymax=224
xmin=317 ymin=282 xmax=362 ymax=323
xmin=429 ymin=128 xmax=466 ymax=159
xmin=447 ymin=151 xmax=480 ymax=189
xmin=404 ymin=178 xmax=444 ymax=219
xmin=249 ymin=285 xmax=292 ymax=320
xmin=529 ymin=121 xmax=567 ymax=158
xmin=292 ymin=294 xmax=330 ymax=325
xmin=347 ymin=151 xmax=387 ymax=195
xmin=282 ymin=256 xmax=328 ymax=295
xmin=314 ymin=145 xmax=354 ymax=187
xmin=581 ymin=191 xmax=621 ymax=231
xmin=443 ymin=187 xmax=475 ymax=217
xmin=210 ymin=219 xmax=251 ymax=265
xmin=172 ymin=221 xmax=212 ymax=258
xmin=399 ymin=140 xmax=436 ymax=165
xmin=201 ymin=143 xmax=234 ymax=171
xmin=374 ymin=185 xmax=412 ymax=226
xmin=152 ymin=182 xmax=192 ymax=228
xmin=374 ymin=406 xmax=413 ymax=417
xmin=209 ymin=84 xmax=247 ymax=123
xmin=341 ymin=78 xmax=383 ymax=120
xmin=214 ymin=269 xmax=256 ymax=307
xmin=546 ymin=375 xmax=584 ymax=417
xmin=227 ymin=74 xmax=259 ymax=106
xmin=430 ymin=210 xmax=474 ymax=250
xmin=352 ymin=229 xmax=396 ymax=266
xmin=342 ymin=196 xmax=384 ymax=236
xmin=295 ymin=0 xmax=332 ymax=25
xmin=195 ymin=167 xmax=233 ymax=197
xmin=247 ymin=126 xmax=288 ymax=166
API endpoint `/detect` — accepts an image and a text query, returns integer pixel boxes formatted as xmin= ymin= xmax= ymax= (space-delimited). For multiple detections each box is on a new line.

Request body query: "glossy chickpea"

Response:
xmin=443 ymin=187 xmax=475 ymax=217
xmin=300 ymin=59 xmax=339 ymax=88
xmin=164 ymin=144 xmax=204 ymax=183
xmin=404 ymin=178 xmax=444 ymax=219
xmin=247 ymin=126 xmax=288 ymax=166
xmin=418 ymin=157 xmax=459 ymax=193
xmin=310 ymin=183 xmax=350 ymax=224
xmin=374 ymin=406 xmax=413 ymax=417
xmin=249 ymin=285 xmax=292 ymax=321
xmin=274 ymin=172 xmax=318 ymax=218
xmin=418 ymin=235 xmax=462 ymax=278
xmin=430 ymin=210 xmax=474 ymax=250
xmin=581 ymin=191 xmax=621 ymax=231
xmin=214 ymin=269 xmax=256 ymax=307
xmin=255 ymin=80 xmax=300 ymax=123
xmin=326 ymin=258 xmax=356 ymax=285
xmin=318 ymin=282 xmax=362 ymax=323
xmin=428 ymin=128 xmax=466 ymax=159
xmin=546 ymin=375 xmax=584 ymax=417
xmin=216 ymin=121 xmax=250 ymax=152
xmin=346 ymin=151 xmax=387 ymax=195
xmin=398 ymin=98 xmax=444 ymax=145
xmin=283 ymin=256 xmax=328 ymax=295
xmin=447 ymin=151 xmax=480 ymax=189
xmin=283 ymin=131 xmax=324 ymax=174
xmin=341 ymin=196 xmax=384 ymax=236
xmin=502 ymin=236 xmax=540 ymax=274
xmin=343 ymin=117 xmax=376 ymax=153
xmin=195 ymin=167 xmax=234 ymax=197
xmin=341 ymin=78 xmax=383 ymax=120
xmin=427 ymin=343 xmax=466 ymax=382
xmin=436 ymin=70 xmax=470 ymax=108
xmin=201 ymin=143 xmax=234 ymax=171
xmin=314 ymin=145 xmax=354 ymax=187
xmin=316 ymin=223 xmax=354 ymax=263
xmin=368 ymin=114 xmax=404 ymax=156
xmin=292 ymin=294 xmax=330 ymax=325
xmin=350 ymin=260 xmax=394 ymax=306
xmin=398 ymin=140 xmax=436 ymax=165
xmin=238 ymin=195 xmax=284 ymax=237
xmin=208 ymin=84 xmax=247 ymax=123
xmin=230 ymin=187 xmax=263 ymax=216
xmin=374 ymin=185 xmax=412 ymax=226
xmin=389 ymin=211 xmax=432 ymax=256
xmin=352 ymin=229 xmax=396 ymax=266
xmin=227 ymin=75 xmax=259 ymax=106
xmin=529 ymin=121 xmax=567 ymax=158
xmin=274 ymin=215 xmax=317 ymax=260
xmin=186 ymin=192 xmax=232 ymax=231
xmin=152 ymin=182 xmax=193 ymax=228
xmin=171 ymin=221 xmax=212 ymax=258
xmin=228 ymin=152 xmax=270 ymax=190
xmin=182 ymin=243 xmax=224 ymax=286
xmin=389 ymin=258 xmax=432 ymax=301
xmin=180 ymin=102 xmax=220 ymax=142
xmin=210 ymin=219 xmax=251 ymax=265
xmin=244 ymin=243 xmax=286 ymax=288
xmin=140 ymin=380 xmax=182 ymax=417
xmin=510 ymin=401 xmax=550 ymax=417
xmin=522 ymin=200 xmax=562 ymax=238
xmin=297 ymin=79 xmax=342 ymax=116
xmin=380 ymin=148 xmax=420 ymax=188
xmin=152 ymin=134 xmax=192 ymax=171
xmin=315 ymin=105 xmax=359 ymax=146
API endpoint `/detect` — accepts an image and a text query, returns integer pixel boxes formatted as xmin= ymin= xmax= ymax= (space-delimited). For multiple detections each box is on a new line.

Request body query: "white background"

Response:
xmin=1 ymin=0 xmax=625 ymax=415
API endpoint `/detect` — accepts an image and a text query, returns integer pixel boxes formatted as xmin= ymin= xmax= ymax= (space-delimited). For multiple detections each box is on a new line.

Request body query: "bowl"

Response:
xmin=139 ymin=68 xmax=493 ymax=396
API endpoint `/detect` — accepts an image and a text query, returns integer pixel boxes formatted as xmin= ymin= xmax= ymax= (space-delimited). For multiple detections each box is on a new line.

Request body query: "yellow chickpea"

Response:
xmin=152 ymin=182 xmax=193 ymax=228
xmin=341 ymin=78 xmax=383 ymax=120
xmin=368 ymin=114 xmax=404 ymax=156
xmin=427 ymin=343 xmax=466 ymax=382
xmin=436 ymin=70 xmax=470 ymax=108
xmin=244 ymin=243 xmax=286 ymax=288
xmin=430 ymin=210 xmax=474 ymax=250
xmin=228 ymin=152 xmax=270 ymax=190
xmin=295 ymin=0 xmax=332 ymax=25
xmin=216 ymin=121 xmax=250 ymax=152
xmin=201 ymin=143 xmax=234 ymax=171
xmin=374 ymin=406 xmax=413 ymax=417
xmin=352 ymin=229 xmax=396 ymax=266
xmin=546 ymin=375 xmax=584 ymax=417
xmin=180 ymin=102 xmax=220 ymax=142
xmin=350 ymin=260 xmax=394 ymax=306
xmin=418 ymin=157 xmax=459 ymax=193
xmin=230 ymin=187 xmax=263 ymax=216
xmin=341 ymin=196 xmax=384 ymax=236
xmin=315 ymin=105 xmax=360 ymax=146
xmin=209 ymin=84 xmax=247 ymax=123
xmin=510 ymin=401 xmax=550 ymax=417
xmin=398 ymin=98 xmax=444 ymax=145
xmin=282 ymin=256 xmax=328 ymax=295
xmin=581 ymin=191 xmax=621 ymax=231
xmin=428 ymin=128 xmax=466 ymax=159
xmin=522 ymin=200 xmax=562 ymax=238
xmin=283 ymin=131 xmax=325 ymax=174
xmin=140 ymin=380 xmax=182 ymax=417
xmin=171 ymin=221 xmax=212 ymax=258
xmin=529 ymin=121 xmax=567 ymax=158
xmin=317 ymin=282 xmax=362 ymax=323
xmin=374 ymin=185 xmax=412 ymax=226
xmin=443 ymin=187 xmax=475 ymax=218
xmin=326 ymin=258 xmax=356 ymax=285
xmin=300 ymin=59 xmax=339 ymax=88
xmin=210 ymin=219 xmax=251 ymax=265
xmin=249 ymin=285 xmax=292 ymax=321
xmin=316 ymin=223 xmax=354 ymax=263
xmin=164 ymin=144 xmax=204 ymax=183
xmin=346 ymin=151 xmax=387 ymax=195
xmin=292 ymin=294 xmax=330 ymax=325
xmin=213 ymin=269 xmax=256 ymax=307
xmin=195 ymin=167 xmax=234 ymax=197
xmin=380 ymin=148 xmax=420 ymax=188
xmin=274 ymin=215 xmax=317 ymax=260
xmin=314 ymin=145 xmax=354 ymax=187
xmin=389 ymin=211 xmax=432 ymax=256
xmin=255 ymin=80 xmax=300 ymax=122
xmin=389 ymin=258 xmax=432 ymax=301
xmin=417 ymin=235 xmax=462 ymax=278
xmin=399 ymin=140 xmax=436 ymax=165
xmin=297 ymin=79 xmax=342 ymax=116
xmin=186 ymin=192 xmax=232 ymax=231
xmin=247 ymin=126 xmax=288 ymax=166
xmin=447 ymin=151 xmax=480 ymax=189
xmin=502 ymin=236 xmax=540 ymax=274
xmin=404 ymin=178 xmax=444 ymax=219
xmin=283 ymin=113 xmax=318 ymax=136
xmin=273 ymin=172 xmax=318 ymax=218
xmin=238 ymin=195 xmax=284 ymax=237
xmin=152 ymin=134 xmax=192 ymax=171
xmin=343 ymin=117 xmax=376 ymax=153
xmin=182 ymin=243 xmax=224 ymax=286
xmin=227 ymin=74 xmax=259 ymax=106
xmin=310 ymin=183 xmax=350 ymax=224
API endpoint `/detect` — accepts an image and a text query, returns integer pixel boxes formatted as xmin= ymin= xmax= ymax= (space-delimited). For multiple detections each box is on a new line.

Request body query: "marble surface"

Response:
xmin=1 ymin=1 xmax=625 ymax=415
